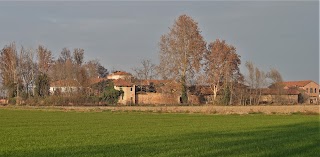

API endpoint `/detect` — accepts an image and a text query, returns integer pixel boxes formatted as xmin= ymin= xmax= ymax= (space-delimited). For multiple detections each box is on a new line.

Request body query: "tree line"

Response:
xmin=134 ymin=14 xmax=284 ymax=105
xmin=1 ymin=14 xmax=285 ymax=106
xmin=0 ymin=43 xmax=109 ymax=104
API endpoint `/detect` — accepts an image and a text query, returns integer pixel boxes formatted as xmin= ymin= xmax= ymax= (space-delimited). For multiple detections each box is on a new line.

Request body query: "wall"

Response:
xmin=303 ymin=82 xmax=319 ymax=97
xmin=260 ymin=95 xmax=298 ymax=104
xmin=107 ymin=75 xmax=131 ymax=80
xmin=136 ymin=93 xmax=180 ymax=105
xmin=301 ymin=82 xmax=319 ymax=104
xmin=136 ymin=93 xmax=200 ymax=105
xmin=50 ymin=86 xmax=79 ymax=95
xmin=115 ymin=85 xmax=135 ymax=105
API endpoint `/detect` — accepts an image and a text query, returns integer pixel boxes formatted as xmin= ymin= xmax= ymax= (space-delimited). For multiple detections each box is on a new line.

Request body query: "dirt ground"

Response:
xmin=1 ymin=105 xmax=319 ymax=115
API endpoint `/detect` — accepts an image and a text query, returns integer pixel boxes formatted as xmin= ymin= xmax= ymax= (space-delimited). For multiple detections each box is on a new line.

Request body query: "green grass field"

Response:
xmin=0 ymin=109 xmax=319 ymax=157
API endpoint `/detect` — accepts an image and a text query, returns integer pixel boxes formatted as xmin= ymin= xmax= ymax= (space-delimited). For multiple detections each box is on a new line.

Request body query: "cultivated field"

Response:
xmin=0 ymin=108 xmax=319 ymax=156
xmin=2 ymin=105 xmax=318 ymax=115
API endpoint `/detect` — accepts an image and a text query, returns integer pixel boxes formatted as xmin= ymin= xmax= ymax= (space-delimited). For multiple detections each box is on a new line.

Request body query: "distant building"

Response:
xmin=107 ymin=71 xmax=133 ymax=80
xmin=135 ymin=79 xmax=182 ymax=105
xmin=50 ymin=77 xmax=107 ymax=95
xmin=260 ymin=88 xmax=300 ymax=104
xmin=50 ymin=79 xmax=81 ymax=94
xmin=113 ymin=79 xmax=135 ymax=105
xmin=282 ymin=80 xmax=319 ymax=104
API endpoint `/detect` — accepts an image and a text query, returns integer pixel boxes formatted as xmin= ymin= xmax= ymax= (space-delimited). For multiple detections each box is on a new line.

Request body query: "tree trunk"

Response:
xmin=213 ymin=85 xmax=218 ymax=105
xmin=181 ymin=76 xmax=188 ymax=104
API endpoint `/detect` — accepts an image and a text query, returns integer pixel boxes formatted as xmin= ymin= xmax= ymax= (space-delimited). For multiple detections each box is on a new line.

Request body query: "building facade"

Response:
xmin=113 ymin=79 xmax=135 ymax=105
xmin=282 ymin=80 xmax=319 ymax=104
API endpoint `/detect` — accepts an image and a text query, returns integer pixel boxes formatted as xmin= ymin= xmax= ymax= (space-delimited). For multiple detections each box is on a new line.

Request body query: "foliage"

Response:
xmin=220 ymin=85 xmax=231 ymax=105
xmin=34 ymin=73 xmax=50 ymax=97
xmin=97 ymin=64 xmax=109 ymax=78
xmin=8 ymin=97 xmax=16 ymax=105
xmin=102 ymin=86 xmax=123 ymax=105
xmin=298 ymin=93 xmax=309 ymax=104
xmin=0 ymin=109 xmax=318 ymax=157
xmin=91 ymin=80 xmax=123 ymax=105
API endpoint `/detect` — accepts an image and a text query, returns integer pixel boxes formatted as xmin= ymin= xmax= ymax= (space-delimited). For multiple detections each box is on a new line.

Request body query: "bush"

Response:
xmin=8 ymin=98 xmax=16 ymax=105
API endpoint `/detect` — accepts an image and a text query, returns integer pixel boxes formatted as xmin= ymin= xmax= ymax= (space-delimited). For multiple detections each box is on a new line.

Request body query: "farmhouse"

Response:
xmin=48 ymin=71 xmax=319 ymax=106
xmin=50 ymin=77 xmax=108 ymax=95
xmin=113 ymin=79 xmax=135 ymax=105
xmin=135 ymin=79 xmax=182 ymax=105
xmin=50 ymin=79 xmax=81 ymax=94
xmin=259 ymin=88 xmax=300 ymax=104
xmin=107 ymin=71 xmax=133 ymax=80
xmin=281 ymin=80 xmax=319 ymax=104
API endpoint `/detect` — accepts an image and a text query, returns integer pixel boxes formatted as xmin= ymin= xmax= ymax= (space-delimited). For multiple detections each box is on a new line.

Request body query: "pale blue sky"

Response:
xmin=0 ymin=1 xmax=318 ymax=82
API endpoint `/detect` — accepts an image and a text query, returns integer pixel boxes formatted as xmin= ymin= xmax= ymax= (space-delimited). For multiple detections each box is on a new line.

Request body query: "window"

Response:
xmin=306 ymin=88 xmax=308 ymax=93
xmin=130 ymin=88 xmax=132 ymax=91
xmin=315 ymin=88 xmax=317 ymax=93
xmin=310 ymin=88 xmax=313 ymax=93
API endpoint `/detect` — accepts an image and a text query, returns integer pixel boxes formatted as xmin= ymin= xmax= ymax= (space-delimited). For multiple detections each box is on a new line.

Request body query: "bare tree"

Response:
xmin=245 ymin=61 xmax=255 ymax=105
xmin=65 ymin=58 xmax=74 ymax=80
xmin=73 ymin=48 xmax=84 ymax=65
xmin=254 ymin=67 xmax=267 ymax=104
xmin=267 ymin=68 xmax=284 ymax=103
xmin=204 ymin=39 xmax=241 ymax=104
xmin=245 ymin=61 xmax=267 ymax=105
xmin=84 ymin=60 xmax=99 ymax=78
xmin=0 ymin=43 xmax=18 ymax=98
xmin=19 ymin=47 xmax=36 ymax=98
xmin=58 ymin=47 xmax=72 ymax=63
xmin=37 ymin=45 xmax=53 ymax=74
xmin=158 ymin=14 xmax=206 ymax=104
xmin=133 ymin=59 xmax=156 ymax=80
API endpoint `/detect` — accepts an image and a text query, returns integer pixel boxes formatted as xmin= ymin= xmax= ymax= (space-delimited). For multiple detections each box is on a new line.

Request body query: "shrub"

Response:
xmin=8 ymin=98 xmax=16 ymax=105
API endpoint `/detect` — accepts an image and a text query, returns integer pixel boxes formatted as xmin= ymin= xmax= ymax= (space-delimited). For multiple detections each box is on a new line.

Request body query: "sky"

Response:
xmin=0 ymin=1 xmax=319 ymax=83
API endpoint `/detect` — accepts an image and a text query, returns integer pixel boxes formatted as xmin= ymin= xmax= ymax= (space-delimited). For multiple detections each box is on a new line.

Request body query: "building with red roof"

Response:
xmin=282 ymin=80 xmax=319 ymax=104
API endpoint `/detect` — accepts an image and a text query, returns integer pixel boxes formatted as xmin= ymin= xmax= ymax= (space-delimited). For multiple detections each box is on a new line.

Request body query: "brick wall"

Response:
xmin=136 ymin=93 xmax=200 ymax=105
xmin=136 ymin=93 xmax=180 ymax=105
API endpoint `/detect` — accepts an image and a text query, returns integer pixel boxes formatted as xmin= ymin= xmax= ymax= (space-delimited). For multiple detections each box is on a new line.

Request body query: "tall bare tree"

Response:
xmin=37 ymin=45 xmax=53 ymax=74
xmin=58 ymin=47 xmax=72 ymax=63
xmin=245 ymin=61 xmax=267 ymax=105
xmin=267 ymin=68 xmax=284 ymax=103
xmin=73 ymin=48 xmax=84 ymax=65
xmin=158 ymin=14 xmax=206 ymax=104
xmin=0 ymin=43 xmax=18 ymax=98
xmin=254 ymin=67 xmax=266 ymax=104
xmin=204 ymin=39 xmax=241 ymax=104
xmin=19 ymin=47 xmax=36 ymax=97
xmin=84 ymin=60 xmax=99 ymax=78
xmin=245 ymin=61 xmax=254 ymax=105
